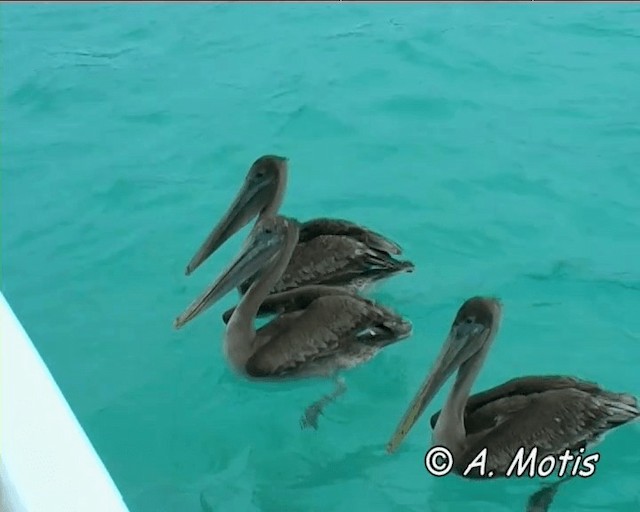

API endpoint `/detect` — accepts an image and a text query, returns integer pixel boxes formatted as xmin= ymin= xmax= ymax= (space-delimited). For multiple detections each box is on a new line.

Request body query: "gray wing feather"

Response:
xmin=275 ymin=235 xmax=410 ymax=292
xmin=464 ymin=389 xmax=618 ymax=473
xmin=244 ymin=294 xmax=393 ymax=378
xmin=298 ymin=218 xmax=403 ymax=255
xmin=222 ymin=286 xmax=354 ymax=324
xmin=238 ymin=231 xmax=413 ymax=295
xmin=429 ymin=375 xmax=603 ymax=430
xmin=449 ymin=379 xmax=639 ymax=476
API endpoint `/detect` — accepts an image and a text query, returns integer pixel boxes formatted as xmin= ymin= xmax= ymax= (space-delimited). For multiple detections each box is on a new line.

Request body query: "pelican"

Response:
xmin=183 ymin=155 xmax=414 ymax=295
xmin=386 ymin=297 xmax=639 ymax=510
xmin=174 ymin=215 xmax=413 ymax=428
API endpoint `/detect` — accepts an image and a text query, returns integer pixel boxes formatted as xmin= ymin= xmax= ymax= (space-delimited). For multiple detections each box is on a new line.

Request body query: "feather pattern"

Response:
xmin=245 ymin=288 xmax=412 ymax=378
xmin=239 ymin=230 xmax=413 ymax=295
xmin=438 ymin=376 xmax=639 ymax=476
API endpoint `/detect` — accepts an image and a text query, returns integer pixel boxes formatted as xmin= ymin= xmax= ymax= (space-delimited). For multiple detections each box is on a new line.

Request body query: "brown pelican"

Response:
xmin=174 ymin=215 xmax=413 ymax=428
xmin=183 ymin=155 xmax=414 ymax=295
xmin=386 ymin=297 xmax=639 ymax=509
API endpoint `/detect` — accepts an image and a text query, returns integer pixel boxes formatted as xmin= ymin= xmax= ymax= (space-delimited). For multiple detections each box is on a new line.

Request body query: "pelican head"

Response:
xmin=386 ymin=296 xmax=502 ymax=454
xmin=185 ymin=155 xmax=288 ymax=276
xmin=175 ymin=215 xmax=299 ymax=329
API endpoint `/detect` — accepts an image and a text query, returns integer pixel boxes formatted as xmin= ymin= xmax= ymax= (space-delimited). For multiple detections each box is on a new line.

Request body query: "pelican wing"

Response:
xmin=467 ymin=387 xmax=637 ymax=475
xmin=244 ymin=294 xmax=406 ymax=378
xmin=299 ymin=218 xmax=403 ymax=255
xmin=429 ymin=375 xmax=603 ymax=430
xmin=269 ymin=235 xmax=411 ymax=293
xmin=253 ymin=311 xmax=305 ymax=350
xmin=446 ymin=380 xmax=639 ymax=476
xmin=222 ymin=286 xmax=355 ymax=324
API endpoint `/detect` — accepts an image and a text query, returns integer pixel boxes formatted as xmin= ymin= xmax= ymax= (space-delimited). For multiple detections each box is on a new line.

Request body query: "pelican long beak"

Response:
xmin=174 ymin=229 xmax=281 ymax=329
xmin=386 ymin=321 xmax=488 ymax=454
xmin=184 ymin=176 xmax=276 ymax=276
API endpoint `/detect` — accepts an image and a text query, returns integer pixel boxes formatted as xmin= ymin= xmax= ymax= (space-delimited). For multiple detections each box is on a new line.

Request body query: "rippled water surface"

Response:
xmin=3 ymin=4 xmax=640 ymax=512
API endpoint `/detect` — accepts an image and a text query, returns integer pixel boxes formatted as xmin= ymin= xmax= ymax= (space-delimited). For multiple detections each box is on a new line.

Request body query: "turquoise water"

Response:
xmin=3 ymin=3 xmax=640 ymax=511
